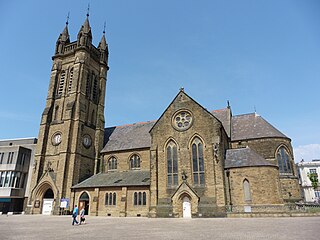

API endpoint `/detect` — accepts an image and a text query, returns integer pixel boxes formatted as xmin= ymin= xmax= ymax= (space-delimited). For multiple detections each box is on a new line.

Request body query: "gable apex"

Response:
xmin=149 ymin=89 xmax=224 ymax=134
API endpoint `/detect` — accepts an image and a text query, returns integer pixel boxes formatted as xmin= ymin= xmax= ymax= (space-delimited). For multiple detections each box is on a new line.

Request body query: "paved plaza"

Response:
xmin=0 ymin=215 xmax=319 ymax=240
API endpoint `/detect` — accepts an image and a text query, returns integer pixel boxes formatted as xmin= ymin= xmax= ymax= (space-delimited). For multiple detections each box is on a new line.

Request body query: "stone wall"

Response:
xmin=74 ymin=186 xmax=150 ymax=217
xmin=226 ymin=166 xmax=283 ymax=210
xmin=150 ymin=91 xmax=228 ymax=217
xmin=102 ymin=149 xmax=150 ymax=172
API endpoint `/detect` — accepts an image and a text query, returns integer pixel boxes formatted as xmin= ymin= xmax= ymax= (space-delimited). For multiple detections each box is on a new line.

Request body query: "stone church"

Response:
xmin=27 ymin=16 xmax=301 ymax=217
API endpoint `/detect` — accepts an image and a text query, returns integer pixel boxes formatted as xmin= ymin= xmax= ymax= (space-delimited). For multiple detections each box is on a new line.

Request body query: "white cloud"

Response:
xmin=294 ymin=144 xmax=320 ymax=162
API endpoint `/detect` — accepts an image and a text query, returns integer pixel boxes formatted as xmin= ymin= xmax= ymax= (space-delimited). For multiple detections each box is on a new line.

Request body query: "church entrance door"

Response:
xmin=79 ymin=192 xmax=90 ymax=215
xmin=182 ymin=197 xmax=191 ymax=218
xmin=42 ymin=188 xmax=54 ymax=215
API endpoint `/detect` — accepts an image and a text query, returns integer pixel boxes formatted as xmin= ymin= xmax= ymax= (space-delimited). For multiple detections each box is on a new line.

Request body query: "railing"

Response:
xmin=64 ymin=42 xmax=77 ymax=53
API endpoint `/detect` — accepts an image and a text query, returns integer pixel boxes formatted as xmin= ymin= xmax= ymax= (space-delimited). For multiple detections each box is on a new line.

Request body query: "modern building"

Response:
xmin=0 ymin=138 xmax=37 ymax=214
xmin=296 ymin=160 xmax=320 ymax=203
xmin=27 ymin=15 xmax=301 ymax=217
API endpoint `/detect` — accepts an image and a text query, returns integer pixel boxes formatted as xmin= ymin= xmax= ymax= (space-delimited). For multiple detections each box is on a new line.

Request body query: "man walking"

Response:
xmin=72 ymin=205 xmax=79 ymax=225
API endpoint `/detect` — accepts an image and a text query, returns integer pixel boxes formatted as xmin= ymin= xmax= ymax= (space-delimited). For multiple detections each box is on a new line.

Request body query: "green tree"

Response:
xmin=308 ymin=173 xmax=318 ymax=189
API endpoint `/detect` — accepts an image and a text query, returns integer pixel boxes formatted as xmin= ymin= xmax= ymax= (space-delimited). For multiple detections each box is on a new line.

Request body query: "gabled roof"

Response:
xmin=211 ymin=108 xmax=231 ymax=137
xmin=72 ymin=171 xmax=150 ymax=189
xmin=101 ymin=92 xmax=288 ymax=153
xmin=231 ymin=113 xmax=287 ymax=141
xmin=102 ymin=121 xmax=155 ymax=153
xmin=149 ymin=89 xmax=223 ymax=134
xmin=225 ymin=147 xmax=277 ymax=169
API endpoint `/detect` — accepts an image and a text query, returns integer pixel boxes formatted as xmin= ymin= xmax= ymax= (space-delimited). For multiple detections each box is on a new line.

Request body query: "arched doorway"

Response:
xmin=182 ymin=196 xmax=191 ymax=218
xmin=42 ymin=188 xmax=54 ymax=215
xmin=79 ymin=192 xmax=90 ymax=215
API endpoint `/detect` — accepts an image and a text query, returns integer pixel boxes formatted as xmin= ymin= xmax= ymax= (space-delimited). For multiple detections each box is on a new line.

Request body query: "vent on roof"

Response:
xmin=142 ymin=177 xmax=150 ymax=182
xmin=114 ymin=179 xmax=122 ymax=183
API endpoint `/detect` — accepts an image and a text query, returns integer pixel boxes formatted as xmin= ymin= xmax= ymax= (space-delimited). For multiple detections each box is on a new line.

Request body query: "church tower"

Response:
xmin=27 ymin=14 xmax=109 ymax=214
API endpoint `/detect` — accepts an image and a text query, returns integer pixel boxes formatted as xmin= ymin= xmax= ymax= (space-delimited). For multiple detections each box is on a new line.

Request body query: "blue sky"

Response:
xmin=0 ymin=0 xmax=319 ymax=161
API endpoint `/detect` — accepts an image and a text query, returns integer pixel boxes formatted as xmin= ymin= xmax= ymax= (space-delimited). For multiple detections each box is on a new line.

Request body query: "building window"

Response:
xmin=167 ymin=140 xmax=178 ymax=187
xmin=130 ymin=154 xmax=140 ymax=170
xmin=92 ymin=74 xmax=98 ymax=102
xmin=310 ymin=169 xmax=317 ymax=174
xmin=243 ymin=179 xmax=252 ymax=202
xmin=105 ymin=192 xmax=116 ymax=206
xmin=0 ymin=152 xmax=4 ymax=164
xmin=53 ymin=105 xmax=59 ymax=121
xmin=16 ymin=172 xmax=21 ymax=188
xmin=0 ymin=172 xmax=4 ymax=187
xmin=108 ymin=157 xmax=117 ymax=171
xmin=277 ymin=146 xmax=292 ymax=174
xmin=192 ymin=138 xmax=205 ymax=185
xmin=7 ymin=152 xmax=14 ymax=164
xmin=68 ymin=68 xmax=73 ymax=93
xmin=133 ymin=191 xmax=147 ymax=206
xmin=57 ymin=71 xmax=66 ymax=96
xmin=86 ymin=73 xmax=91 ymax=98
xmin=4 ymin=171 xmax=10 ymax=187
xmin=0 ymin=171 xmax=23 ymax=188
xmin=91 ymin=110 xmax=95 ymax=125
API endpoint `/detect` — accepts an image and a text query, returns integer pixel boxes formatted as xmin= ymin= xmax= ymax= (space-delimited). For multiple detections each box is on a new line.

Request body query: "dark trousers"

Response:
xmin=72 ymin=215 xmax=78 ymax=225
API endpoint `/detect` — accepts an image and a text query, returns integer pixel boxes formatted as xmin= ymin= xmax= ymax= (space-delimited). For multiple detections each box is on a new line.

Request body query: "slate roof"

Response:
xmin=72 ymin=171 xmax=150 ymax=189
xmin=102 ymin=121 xmax=155 ymax=153
xmin=225 ymin=147 xmax=277 ymax=169
xmin=102 ymin=112 xmax=287 ymax=153
xmin=231 ymin=113 xmax=287 ymax=141
xmin=211 ymin=108 xmax=230 ymax=137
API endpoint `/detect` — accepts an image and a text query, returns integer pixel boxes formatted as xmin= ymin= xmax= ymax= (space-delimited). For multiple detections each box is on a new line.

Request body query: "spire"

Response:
xmin=98 ymin=22 xmax=107 ymax=50
xmin=61 ymin=12 xmax=70 ymax=42
xmin=98 ymin=22 xmax=109 ymax=64
xmin=55 ymin=13 xmax=70 ymax=54
xmin=82 ymin=16 xmax=91 ymax=34
xmin=77 ymin=7 xmax=92 ymax=47
xmin=82 ymin=3 xmax=91 ymax=34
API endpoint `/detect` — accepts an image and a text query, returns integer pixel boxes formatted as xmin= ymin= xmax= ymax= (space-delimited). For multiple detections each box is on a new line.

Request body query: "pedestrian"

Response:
xmin=79 ymin=207 xmax=86 ymax=225
xmin=72 ymin=205 xmax=79 ymax=225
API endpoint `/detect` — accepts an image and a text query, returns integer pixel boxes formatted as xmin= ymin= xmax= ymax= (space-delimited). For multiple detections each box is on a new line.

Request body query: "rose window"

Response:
xmin=172 ymin=110 xmax=193 ymax=131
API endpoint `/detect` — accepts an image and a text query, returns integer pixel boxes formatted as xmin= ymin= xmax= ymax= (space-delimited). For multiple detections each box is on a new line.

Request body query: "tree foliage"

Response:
xmin=308 ymin=173 xmax=319 ymax=189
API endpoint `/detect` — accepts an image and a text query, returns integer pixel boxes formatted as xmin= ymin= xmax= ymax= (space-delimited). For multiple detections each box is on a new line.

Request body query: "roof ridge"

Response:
xmin=232 ymin=112 xmax=256 ymax=118
xmin=211 ymin=108 xmax=228 ymax=113
xmin=105 ymin=120 xmax=156 ymax=129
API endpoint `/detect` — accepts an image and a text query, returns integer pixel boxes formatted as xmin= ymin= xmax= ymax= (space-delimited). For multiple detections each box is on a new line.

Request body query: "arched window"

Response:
xmin=167 ymin=140 xmax=178 ymax=187
xmin=192 ymin=138 xmax=205 ymax=185
xmin=105 ymin=193 xmax=108 ymax=205
xmin=91 ymin=110 xmax=95 ymax=125
xmin=109 ymin=193 xmax=112 ymax=205
xmin=105 ymin=192 xmax=117 ymax=206
xmin=57 ymin=71 xmax=65 ymax=96
xmin=134 ymin=192 xmax=138 ymax=205
xmin=130 ymin=154 xmax=140 ymax=170
xmin=133 ymin=191 xmax=147 ymax=206
xmin=277 ymin=146 xmax=292 ymax=174
xmin=68 ymin=68 xmax=73 ymax=93
xmin=92 ymin=74 xmax=98 ymax=102
xmin=54 ymin=105 xmax=59 ymax=121
xmin=113 ymin=192 xmax=116 ymax=205
xmin=143 ymin=192 xmax=146 ymax=205
xmin=243 ymin=179 xmax=252 ymax=202
xmin=85 ymin=73 xmax=91 ymax=98
xmin=108 ymin=157 xmax=117 ymax=171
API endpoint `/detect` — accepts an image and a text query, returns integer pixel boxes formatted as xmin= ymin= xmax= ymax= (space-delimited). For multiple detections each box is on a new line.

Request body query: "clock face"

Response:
xmin=52 ymin=132 xmax=62 ymax=145
xmin=83 ymin=135 xmax=92 ymax=148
